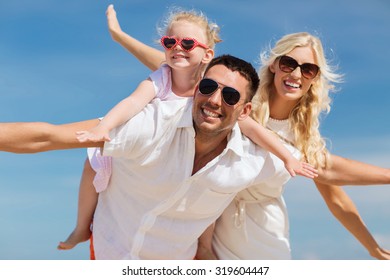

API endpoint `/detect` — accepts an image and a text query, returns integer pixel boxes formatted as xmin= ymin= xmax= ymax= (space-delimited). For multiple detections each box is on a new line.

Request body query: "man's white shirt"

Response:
xmin=93 ymin=98 xmax=279 ymax=259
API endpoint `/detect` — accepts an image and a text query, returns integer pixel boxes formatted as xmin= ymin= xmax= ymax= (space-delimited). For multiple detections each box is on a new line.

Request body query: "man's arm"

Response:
xmin=0 ymin=119 xmax=102 ymax=153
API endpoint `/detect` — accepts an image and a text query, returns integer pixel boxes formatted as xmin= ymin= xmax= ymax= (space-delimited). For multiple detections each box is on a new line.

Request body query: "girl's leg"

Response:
xmin=58 ymin=158 xmax=98 ymax=250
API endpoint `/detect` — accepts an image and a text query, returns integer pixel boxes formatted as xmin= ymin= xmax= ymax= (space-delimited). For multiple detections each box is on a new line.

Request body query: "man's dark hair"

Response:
xmin=204 ymin=55 xmax=260 ymax=102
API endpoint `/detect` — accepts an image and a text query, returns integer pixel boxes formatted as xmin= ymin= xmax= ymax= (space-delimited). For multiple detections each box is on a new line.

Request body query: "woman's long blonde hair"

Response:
xmin=251 ymin=32 xmax=343 ymax=168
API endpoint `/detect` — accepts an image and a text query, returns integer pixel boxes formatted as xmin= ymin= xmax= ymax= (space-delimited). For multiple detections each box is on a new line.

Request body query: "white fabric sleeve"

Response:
xmin=103 ymin=98 xmax=187 ymax=159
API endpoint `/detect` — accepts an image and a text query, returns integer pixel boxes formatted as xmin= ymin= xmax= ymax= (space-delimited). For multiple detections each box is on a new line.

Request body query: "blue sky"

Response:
xmin=0 ymin=0 xmax=389 ymax=260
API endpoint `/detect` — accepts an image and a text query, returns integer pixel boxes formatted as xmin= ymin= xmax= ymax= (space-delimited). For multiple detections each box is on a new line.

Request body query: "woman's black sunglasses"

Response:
xmin=198 ymin=78 xmax=241 ymax=106
xmin=278 ymin=55 xmax=320 ymax=79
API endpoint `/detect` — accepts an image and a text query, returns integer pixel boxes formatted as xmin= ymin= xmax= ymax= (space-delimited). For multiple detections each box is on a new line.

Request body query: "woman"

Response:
xmin=208 ymin=32 xmax=390 ymax=260
xmin=106 ymin=6 xmax=390 ymax=259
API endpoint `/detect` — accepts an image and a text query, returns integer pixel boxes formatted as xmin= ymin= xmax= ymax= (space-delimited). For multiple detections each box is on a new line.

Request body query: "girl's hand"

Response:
xmin=76 ymin=126 xmax=111 ymax=143
xmin=106 ymin=4 xmax=122 ymax=42
xmin=285 ymin=158 xmax=318 ymax=179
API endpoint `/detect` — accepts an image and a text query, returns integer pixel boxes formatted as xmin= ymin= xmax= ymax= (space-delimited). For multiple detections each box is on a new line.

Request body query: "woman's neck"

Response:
xmin=269 ymin=95 xmax=298 ymax=120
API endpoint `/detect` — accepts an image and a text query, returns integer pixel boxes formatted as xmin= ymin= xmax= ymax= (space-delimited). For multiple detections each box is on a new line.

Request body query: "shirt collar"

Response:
xmin=226 ymin=122 xmax=244 ymax=157
xmin=178 ymin=99 xmax=194 ymax=129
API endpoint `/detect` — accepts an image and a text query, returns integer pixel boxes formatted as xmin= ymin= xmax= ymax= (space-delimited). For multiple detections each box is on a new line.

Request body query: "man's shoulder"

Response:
xmin=105 ymin=98 xmax=191 ymax=158
xmin=229 ymin=124 xmax=270 ymax=158
xmin=243 ymin=135 xmax=270 ymax=161
xmin=145 ymin=98 xmax=190 ymax=118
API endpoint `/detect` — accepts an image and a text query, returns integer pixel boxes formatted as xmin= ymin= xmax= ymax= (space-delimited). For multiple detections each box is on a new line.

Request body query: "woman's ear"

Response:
xmin=269 ymin=62 xmax=276 ymax=74
xmin=202 ymin=48 xmax=215 ymax=64
xmin=309 ymin=74 xmax=321 ymax=89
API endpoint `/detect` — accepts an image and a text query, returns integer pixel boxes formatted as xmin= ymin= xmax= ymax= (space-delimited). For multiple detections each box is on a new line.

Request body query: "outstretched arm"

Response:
xmin=106 ymin=4 xmax=165 ymax=72
xmin=316 ymin=154 xmax=390 ymax=186
xmin=239 ymin=117 xmax=318 ymax=178
xmin=315 ymin=182 xmax=390 ymax=259
xmin=76 ymin=79 xmax=156 ymax=142
xmin=0 ymin=119 xmax=101 ymax=153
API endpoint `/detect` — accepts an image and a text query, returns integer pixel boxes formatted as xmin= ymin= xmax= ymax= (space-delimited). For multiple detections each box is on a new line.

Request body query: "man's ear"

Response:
xmin=238 ymin=102 xmax=252 ymax=121
xmin=202 ymin=48 xmax=215 ymax=64
xmin=193 ymin=84 xmax=199 ymax=98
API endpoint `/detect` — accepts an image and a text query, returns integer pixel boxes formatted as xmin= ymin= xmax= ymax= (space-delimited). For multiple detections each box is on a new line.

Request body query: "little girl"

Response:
xmin=58 ymin=5 xmax=317 ymax=250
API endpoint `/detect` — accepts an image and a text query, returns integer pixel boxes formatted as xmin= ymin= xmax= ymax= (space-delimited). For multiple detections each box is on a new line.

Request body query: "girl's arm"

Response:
xmin=106 ymin=4 xmax=165 ymax=72
xmin=239 ymin=117 xmax=318 ymax=179
xmin=315 ymin=182 xmax=390 ymax=259
xmin=77 ymin=79 xmax=156 ymax=142
xmin=315 ymin=154 xmax=390 ymax=186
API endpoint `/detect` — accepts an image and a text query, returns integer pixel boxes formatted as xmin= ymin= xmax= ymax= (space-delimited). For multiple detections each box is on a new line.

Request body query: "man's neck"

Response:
xmin=192 ymin=134 xmax=228 ymax=175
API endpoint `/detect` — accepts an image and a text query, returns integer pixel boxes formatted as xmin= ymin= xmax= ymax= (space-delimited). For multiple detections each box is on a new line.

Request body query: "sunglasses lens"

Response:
xmin=279 ymin=56 xmax=319 ymax=79
xmin=279 ymin=56 xmax=298 ymax=73
xmin=222 ymin=87 xmax=241 ymax=106
xmin=162 ymin=37 xmax=177 ymax=49
xmin=301 ymin=64 xmax=319 ymax=79
xmin=199 ymin=78 xmax=218 ymax=95
xmin=199 ymin=79 xmax=241 ymax=106
xmin=181 ymin=39 xmax=195 ymax=50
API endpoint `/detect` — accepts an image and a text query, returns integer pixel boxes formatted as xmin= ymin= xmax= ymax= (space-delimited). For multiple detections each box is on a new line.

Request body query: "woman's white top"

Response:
xmin=213 ymin=118 xmax=300 ymax=259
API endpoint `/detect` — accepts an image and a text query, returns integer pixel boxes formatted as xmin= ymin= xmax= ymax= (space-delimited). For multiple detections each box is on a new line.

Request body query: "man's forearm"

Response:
xmin=0 ymin=120 xmax=101 ymax=153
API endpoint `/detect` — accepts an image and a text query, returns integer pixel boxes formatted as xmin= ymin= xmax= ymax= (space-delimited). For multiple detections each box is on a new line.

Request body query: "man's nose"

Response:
xmin=208 ymin=88 xmax=223 ymax=106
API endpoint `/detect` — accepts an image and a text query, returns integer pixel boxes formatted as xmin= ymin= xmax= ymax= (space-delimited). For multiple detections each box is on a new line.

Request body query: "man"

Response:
xmin=0 ymin=55 xmax=275 ymax=259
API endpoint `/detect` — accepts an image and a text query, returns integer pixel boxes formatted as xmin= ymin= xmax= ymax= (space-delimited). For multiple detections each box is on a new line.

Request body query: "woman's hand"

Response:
xmin=369 ymin=247 xmax=390 ymax=260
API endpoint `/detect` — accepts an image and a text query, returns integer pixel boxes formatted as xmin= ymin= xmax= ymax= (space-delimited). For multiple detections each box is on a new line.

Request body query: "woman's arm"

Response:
xmin=195 ymin=223 xmax=218 ymax=260
xmin=106 ymin=4 xmax=165 ymax=72
xmin=76 ymin=79 xmax=156 ymax=142
xmin=316 ymin=154 xmax=390 ymax=186
xmin=315 ymin=182 xmax=390 ymax=259
xmin=239 ymin=117 xmax=318 ymax=178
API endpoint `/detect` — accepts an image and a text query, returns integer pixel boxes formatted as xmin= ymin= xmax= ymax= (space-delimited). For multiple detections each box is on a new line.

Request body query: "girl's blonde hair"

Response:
xmin=156 ymin=7 xmax=222 ymax=79
xmin=157 ymin=7 xmax=222 ymax=49
xmin=251 ymin=32 xmax=343 ymax=168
